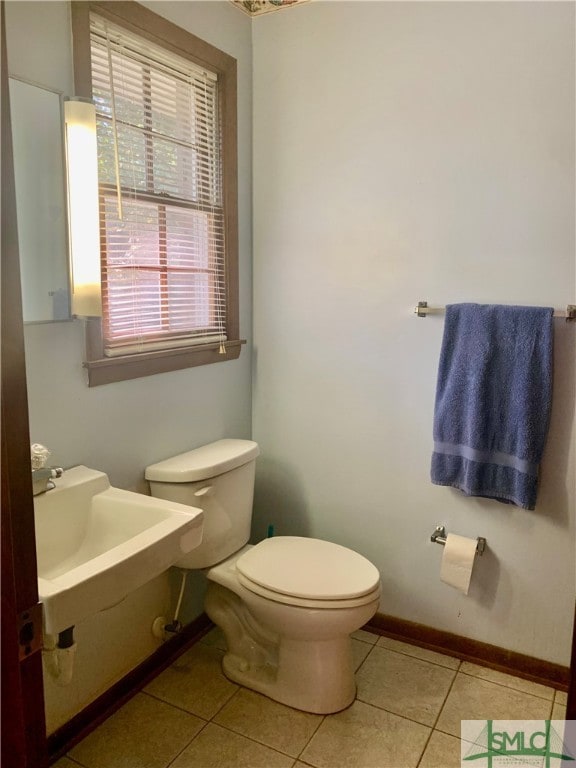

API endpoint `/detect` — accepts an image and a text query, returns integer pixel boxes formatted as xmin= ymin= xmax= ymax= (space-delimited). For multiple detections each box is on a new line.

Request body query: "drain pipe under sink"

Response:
xmin=164 ymin=569 xmax=188 ymax=635
xmin=152 ymin=569 xmax=189 ymax=640
xmin=43 ymin=626 xmax=77 ymax=686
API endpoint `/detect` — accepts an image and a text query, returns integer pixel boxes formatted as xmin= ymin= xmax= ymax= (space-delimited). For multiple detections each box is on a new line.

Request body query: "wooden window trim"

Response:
xmin=71 ymin=1 xmax=242 ymax=387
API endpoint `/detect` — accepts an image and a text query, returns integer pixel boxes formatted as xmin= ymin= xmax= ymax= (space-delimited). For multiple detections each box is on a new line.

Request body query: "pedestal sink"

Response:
xmin=34 ymin=465 xmax=203 ymax=635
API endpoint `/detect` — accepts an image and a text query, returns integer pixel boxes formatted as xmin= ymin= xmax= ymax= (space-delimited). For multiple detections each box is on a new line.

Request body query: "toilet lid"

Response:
xmin=236 ymin=537 xmax=380 ymax=601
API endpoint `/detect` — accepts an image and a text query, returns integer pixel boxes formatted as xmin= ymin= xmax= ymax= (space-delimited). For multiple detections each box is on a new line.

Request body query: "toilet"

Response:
xmin=145 ymin=439 xmax=380 ymax=714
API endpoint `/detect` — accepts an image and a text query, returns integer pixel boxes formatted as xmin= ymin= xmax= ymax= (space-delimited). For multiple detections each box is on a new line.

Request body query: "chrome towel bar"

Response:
xmin=415 ymin=300 xmax=576 ymax=320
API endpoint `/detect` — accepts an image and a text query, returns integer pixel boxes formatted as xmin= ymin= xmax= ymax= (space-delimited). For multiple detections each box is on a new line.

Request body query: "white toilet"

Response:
xmin=145 ymin=439 xmax=380 ymax=714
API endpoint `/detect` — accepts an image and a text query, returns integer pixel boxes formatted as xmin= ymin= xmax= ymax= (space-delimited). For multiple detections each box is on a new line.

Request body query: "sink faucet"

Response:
xmin=32 ymin=466 xmax=64 ymax=496
xmin=30 ymin=443 xmax=63 ymax=495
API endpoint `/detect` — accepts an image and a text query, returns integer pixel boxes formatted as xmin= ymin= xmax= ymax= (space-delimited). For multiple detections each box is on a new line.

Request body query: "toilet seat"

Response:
xmin=235 ymin=536 xmax=381 ymax=609
xmin=237 ymin=572 xmax=380 ymax=609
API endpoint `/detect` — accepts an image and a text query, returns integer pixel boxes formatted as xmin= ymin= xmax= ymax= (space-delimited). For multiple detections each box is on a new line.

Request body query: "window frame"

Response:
xmin=71 ymin=1 xmax=242 ymax=387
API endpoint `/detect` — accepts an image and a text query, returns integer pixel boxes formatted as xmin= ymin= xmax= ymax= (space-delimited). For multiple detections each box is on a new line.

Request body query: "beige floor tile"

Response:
xmin=68 ymin=692 xmax=204 ymax=768
xmin=295 ymin=762 xmax=321 ymax=767
xmin=555 ymin=690 xmax=568 ymax=705
xmin=418 ymin=730 xmax=463 ymax=768
xmin=300 ymin=699 xmax=430 ymax=768
xmin=436 ymin=673 xmax=553 ymax=737
xmin=552 ymin=701 xmax=567 ymax=719
xmin=144 ymin=644 xmax=238 ymax=719
xmin=214 ymin=688 xmax=323 ymax=757
xmin=459 ymin=661 xmax=554 ymax=700
xmin=171 ymin=722 xmax=293 ymax=768
xmin=376 ymin=637 xmax=460 ymax=670
xmin=54 ymin=759 xmax=82 ymax=768
xmin=351 ymin=629 xmax=379 ymax=645
xmin=352 ymin=637 xmax=372 ymax=670
xmin=200 ymin=625 xmax=228 ymax=651
xmin=356 ymin=646 xmax=456 ymax=726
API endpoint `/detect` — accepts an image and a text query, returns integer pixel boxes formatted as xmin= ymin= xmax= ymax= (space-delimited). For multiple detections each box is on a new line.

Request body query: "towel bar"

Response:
xmin=430 ymin=525 xmax=486 ymax=556
xmin=415 ymin=300 xmax=576 ymax=320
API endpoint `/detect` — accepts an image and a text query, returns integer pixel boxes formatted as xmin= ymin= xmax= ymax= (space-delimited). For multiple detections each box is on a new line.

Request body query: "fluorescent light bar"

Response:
xmin=64 ymin=99 xmax=102 ymax=317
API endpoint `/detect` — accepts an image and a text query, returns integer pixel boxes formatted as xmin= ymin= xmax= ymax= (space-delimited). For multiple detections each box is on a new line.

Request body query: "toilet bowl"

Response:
xmin=205 ymin=537 xmax=380 ymax=713
xmin=145 ymin=440 xmax=381 ymax=714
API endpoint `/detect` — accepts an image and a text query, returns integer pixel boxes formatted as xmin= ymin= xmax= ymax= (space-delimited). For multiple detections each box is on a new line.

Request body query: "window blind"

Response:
xmin=90 ymin=14 xmax=227 ymax=356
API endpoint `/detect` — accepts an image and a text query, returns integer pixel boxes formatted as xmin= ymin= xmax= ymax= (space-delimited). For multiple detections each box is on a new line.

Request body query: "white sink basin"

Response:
xmin=34 ymin=465 xmax=203 ymax=636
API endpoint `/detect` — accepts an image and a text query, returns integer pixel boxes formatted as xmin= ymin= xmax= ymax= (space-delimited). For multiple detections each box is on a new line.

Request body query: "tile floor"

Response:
xmin=54 ymin=627 xmax=568 ymax=768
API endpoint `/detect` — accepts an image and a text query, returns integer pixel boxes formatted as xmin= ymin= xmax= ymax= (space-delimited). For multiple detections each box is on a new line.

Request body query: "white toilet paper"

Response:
xmin=440 ymin=533 xmax=477 ymax=594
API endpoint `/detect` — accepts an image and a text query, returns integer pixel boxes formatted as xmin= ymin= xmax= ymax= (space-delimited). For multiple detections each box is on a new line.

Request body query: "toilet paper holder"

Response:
xmin=430 ymin=525 xmax=486 ymax=556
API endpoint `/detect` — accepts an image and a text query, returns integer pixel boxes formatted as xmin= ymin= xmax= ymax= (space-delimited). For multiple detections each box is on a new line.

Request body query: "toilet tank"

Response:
xmin=145 ymin=439 xmax=259 ymax=569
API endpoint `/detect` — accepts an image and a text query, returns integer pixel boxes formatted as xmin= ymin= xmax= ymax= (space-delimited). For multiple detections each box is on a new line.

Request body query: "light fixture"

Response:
xmin=64 ymin=98 xmax=102 ymax=317
xmin=231 ymin=0 xmax=310 ymax=16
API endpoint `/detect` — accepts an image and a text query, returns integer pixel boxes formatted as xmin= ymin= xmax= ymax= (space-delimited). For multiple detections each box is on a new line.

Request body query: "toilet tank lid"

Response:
xmin=145 ymin=439 xmax=260 ymax=483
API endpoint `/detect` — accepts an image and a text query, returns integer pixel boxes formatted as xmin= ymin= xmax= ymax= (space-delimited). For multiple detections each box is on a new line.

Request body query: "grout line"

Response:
xmin=375 ymin=639 xmax=565 ymax=700
xmin=430 ymin=671 xmax=556 ymax=744
xmin=142 ymin=642 xmax=316 ymax=764
xmin=353 ymin=640 xmax=377 ymax=647
xmin=211 ymin=685 xmax=242 ymax=716
xmin=373 ymin=634 xmax=567 ymax=693
xmin=414 ymin=731 xmax=434 ymax=768
xmin=208 ymin=688 xmax=327 ymax=762
xmin=431 ymin=671 xmax=459 ymax=729
xmin=355 ymin=655 xmax=459 ymax=730
xmin=294 ymin=712 xmax=326 ymax=762
xmin=375 ymin=639 xmax=462 ymax=672
xmin=354 ymin=693 xmax=443 ymax=731
xmin=457 ymin=669 xmax=556 ymax=701
xmin=141 ymin=688 xmax=224 ymax=722
xmin=203 ymin=720 xmax=315 ymax=762
xmin=351 ymin=632 xmax=379 ymax=646
xmin=415 ymin=664 xmax=461 ymax=767
xmin=354 ymin=642 xmax=378 ymax=674
xmin=139 ymin=687 xmax=226 ymax=768
xmin=165 ymin=719 xmax=211 ymax=768
xmin=208 ymin=686 xmax=243 ymax=721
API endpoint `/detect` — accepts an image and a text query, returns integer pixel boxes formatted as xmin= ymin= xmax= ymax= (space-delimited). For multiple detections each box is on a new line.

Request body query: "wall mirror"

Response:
xmin=9 ymin=77 xmax=71 ymax=323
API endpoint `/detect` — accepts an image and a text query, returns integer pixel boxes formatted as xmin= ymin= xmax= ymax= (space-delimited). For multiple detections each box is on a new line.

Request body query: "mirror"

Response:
xmin=9 ymin=77 xmax=71 ymax=322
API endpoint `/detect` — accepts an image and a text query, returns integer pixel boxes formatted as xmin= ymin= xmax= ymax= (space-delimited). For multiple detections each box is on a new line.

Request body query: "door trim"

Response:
xmin=1 ymin=4 xmax=47 ymax=765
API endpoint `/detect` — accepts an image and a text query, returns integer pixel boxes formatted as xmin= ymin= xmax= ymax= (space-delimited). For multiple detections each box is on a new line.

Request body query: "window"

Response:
xmin=72 ymin=2 xmax=241 ymax=386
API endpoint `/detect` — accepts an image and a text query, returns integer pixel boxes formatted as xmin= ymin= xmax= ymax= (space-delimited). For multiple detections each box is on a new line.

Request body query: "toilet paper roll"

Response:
xmin=440 ymin=533 xmax=477 ymax=594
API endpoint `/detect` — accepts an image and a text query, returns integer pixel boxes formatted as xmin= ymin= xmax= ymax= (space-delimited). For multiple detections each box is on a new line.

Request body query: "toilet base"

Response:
xmin=221 ymin=635 xmax=356 ymax=714
xmin=205 ymin=580 xmax=366 ymax=714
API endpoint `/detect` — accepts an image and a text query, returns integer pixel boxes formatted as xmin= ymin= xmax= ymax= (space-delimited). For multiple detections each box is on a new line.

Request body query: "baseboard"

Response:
xmin=365 ymin=612 xmax=570 ymax=691
xmin=47 ymin=612 xmax=212 ymax=764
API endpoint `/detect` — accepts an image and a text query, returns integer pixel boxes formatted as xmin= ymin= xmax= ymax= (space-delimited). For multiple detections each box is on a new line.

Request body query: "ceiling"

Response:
xmin=231 ymin=0 xmax=310 ymax=16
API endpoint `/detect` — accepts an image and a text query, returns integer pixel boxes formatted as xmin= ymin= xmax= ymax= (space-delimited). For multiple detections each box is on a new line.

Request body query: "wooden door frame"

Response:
xmin=0 ymin=2 xmax=573 ymax=757
xmin=1 ymin=3 xmax=47 ymax=765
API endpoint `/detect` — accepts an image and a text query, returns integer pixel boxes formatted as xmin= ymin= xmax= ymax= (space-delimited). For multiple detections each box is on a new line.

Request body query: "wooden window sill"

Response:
xmin=84 ymin=339 xmax=245 ymax=387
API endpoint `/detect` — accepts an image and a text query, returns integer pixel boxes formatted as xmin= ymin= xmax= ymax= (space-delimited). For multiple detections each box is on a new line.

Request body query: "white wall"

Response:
xmin=252 ymin=1 xmax=575 ymax=665
xmin=5 ymin=0 xmax=252 ymax=731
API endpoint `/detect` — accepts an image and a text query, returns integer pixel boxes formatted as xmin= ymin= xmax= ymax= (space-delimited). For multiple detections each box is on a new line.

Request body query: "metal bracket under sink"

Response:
xmin=17 ymin=602 xmax=43 ymax=661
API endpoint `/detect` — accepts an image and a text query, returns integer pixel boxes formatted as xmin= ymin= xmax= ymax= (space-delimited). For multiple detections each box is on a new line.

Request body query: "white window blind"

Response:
xmin=90 ymin=14 xmax=227 ymax=356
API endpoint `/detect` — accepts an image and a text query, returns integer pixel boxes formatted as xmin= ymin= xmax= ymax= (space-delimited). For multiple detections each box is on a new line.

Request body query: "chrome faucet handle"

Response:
xmin=32 ymin=466 xmax=64 ymax=496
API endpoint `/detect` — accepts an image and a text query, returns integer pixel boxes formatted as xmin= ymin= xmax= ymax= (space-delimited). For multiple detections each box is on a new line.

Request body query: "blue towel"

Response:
xmin=431 ymin=303 xmax=554 ymax=510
